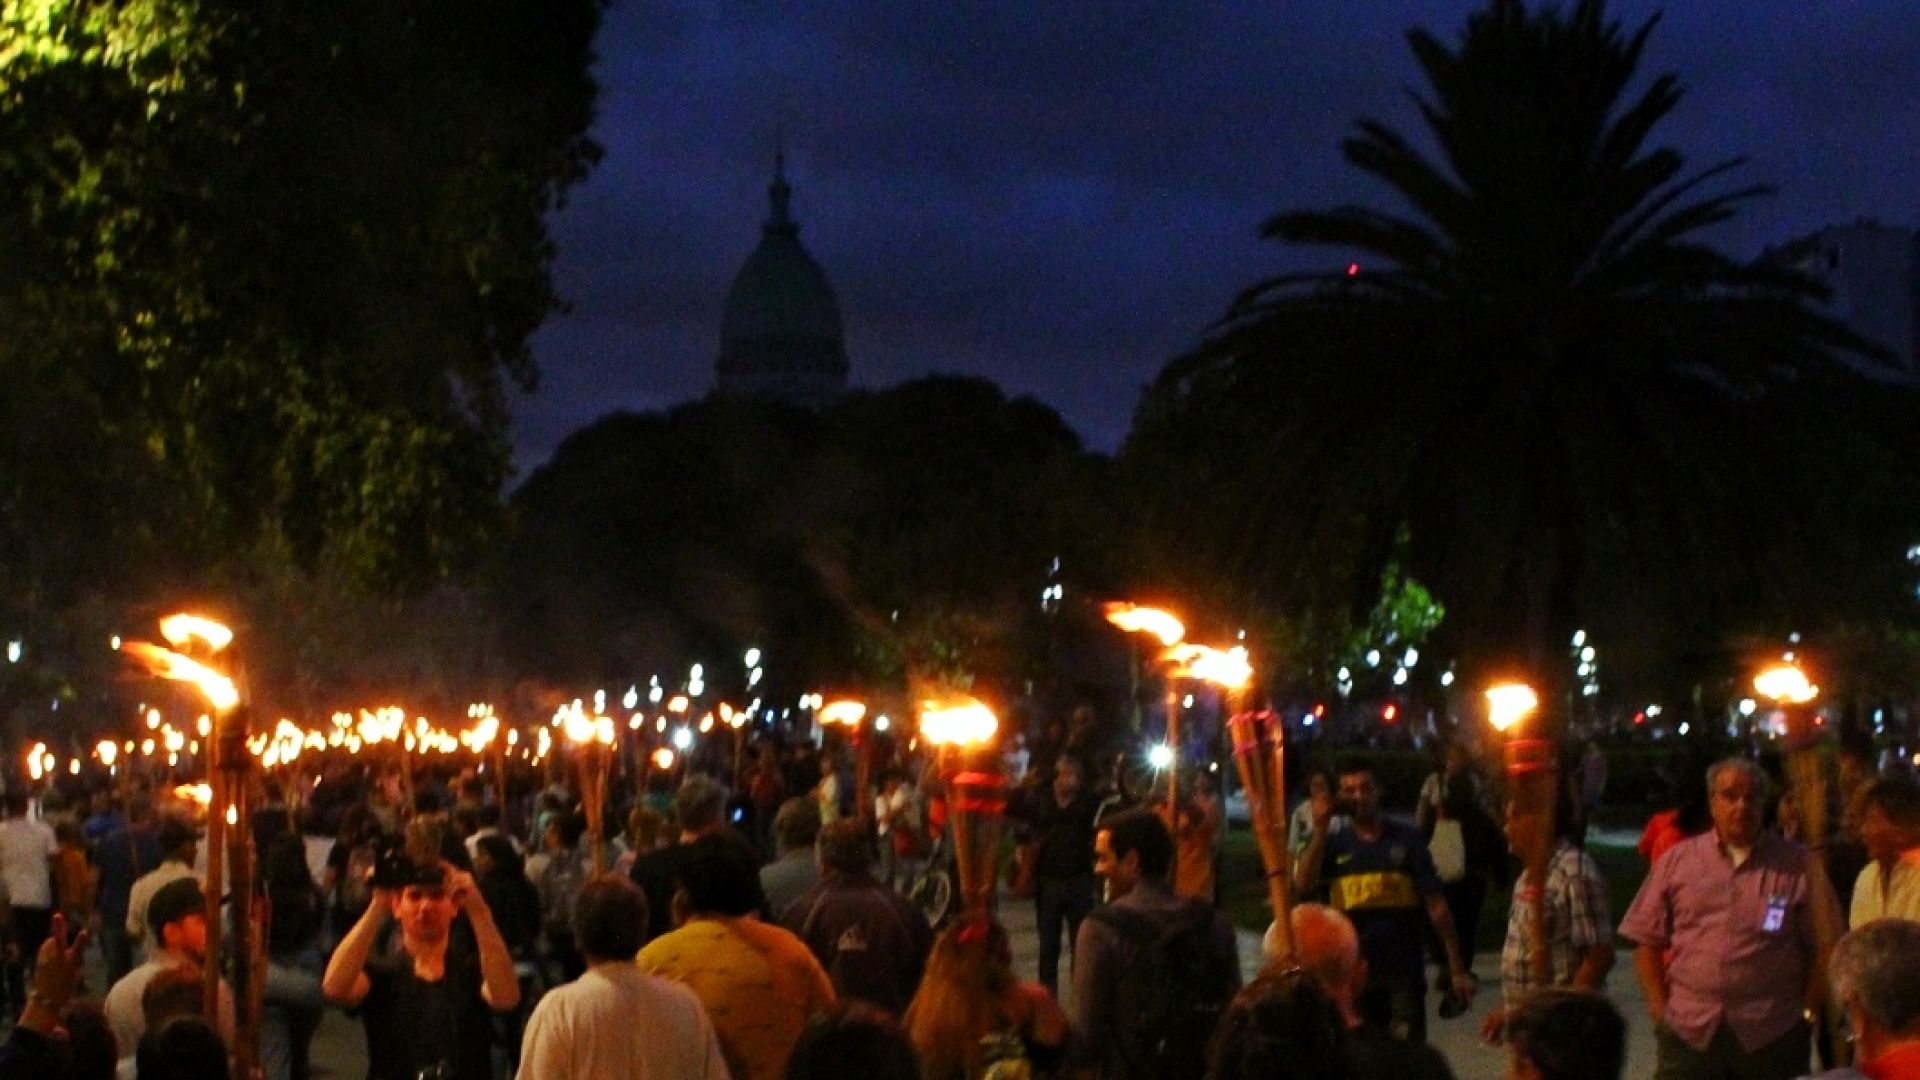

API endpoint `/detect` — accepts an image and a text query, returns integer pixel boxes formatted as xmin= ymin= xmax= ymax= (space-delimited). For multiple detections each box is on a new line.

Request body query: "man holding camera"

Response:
xmin=323 ymin=858 xmax=520 ymax=1080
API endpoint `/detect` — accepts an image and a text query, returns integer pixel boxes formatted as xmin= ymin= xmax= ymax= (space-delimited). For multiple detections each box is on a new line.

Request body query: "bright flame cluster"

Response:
xmin=1753 ymin=663 xmax=1818 ymax=705
xmin=1485 ymin=683 xmax=1540 ymax=732
xmin=1103 ymin=603 xmax=1186 ymax=647
xmin=919 ymin=698 xmax=999 ymax=746
xmin=1162 ymin=643 xmax=1252 ymax=689
xmin=555 ymin=701 xmax=616 ymax=746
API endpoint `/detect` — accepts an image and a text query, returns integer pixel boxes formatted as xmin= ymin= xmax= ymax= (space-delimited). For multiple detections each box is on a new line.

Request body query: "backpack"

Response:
xmin=1086 ymin=899 xmax=1238 ymax=1077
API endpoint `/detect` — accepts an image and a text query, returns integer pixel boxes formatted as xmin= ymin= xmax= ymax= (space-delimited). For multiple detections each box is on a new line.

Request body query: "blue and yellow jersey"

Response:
xmin=1319 ymin=819 xmax=1443 ymax=990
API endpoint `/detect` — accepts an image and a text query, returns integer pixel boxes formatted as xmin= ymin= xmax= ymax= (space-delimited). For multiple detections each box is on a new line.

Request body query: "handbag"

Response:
xmin=1430 ymin=817 xmax=1468 ymax=883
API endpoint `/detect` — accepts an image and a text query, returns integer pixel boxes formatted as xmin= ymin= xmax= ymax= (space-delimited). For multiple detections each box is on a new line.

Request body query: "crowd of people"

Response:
xmin=0 ymin=722 xmax=1917 ymax=1080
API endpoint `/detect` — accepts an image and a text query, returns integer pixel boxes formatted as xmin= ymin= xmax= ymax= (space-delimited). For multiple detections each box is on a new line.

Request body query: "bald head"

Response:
xmin=1287 ymin=903 xmax=1364 ymax=1020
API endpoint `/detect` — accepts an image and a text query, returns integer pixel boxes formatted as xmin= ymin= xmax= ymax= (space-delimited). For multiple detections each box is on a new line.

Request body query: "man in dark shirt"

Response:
xmin=322 ymin=862 xmax=519 ymax=1080
xmin=629 ymin=775 xmax=767 ymax=945
xmin=85 ymin=796 xmax=159 ymax=986
xmin=1295 ymin=764 xmax=1475 ymax=1043
xmin=1017 ymin=754 xmax=1100 ymax=993
xmin=779 ymin=819 xmax=931 ymax=1015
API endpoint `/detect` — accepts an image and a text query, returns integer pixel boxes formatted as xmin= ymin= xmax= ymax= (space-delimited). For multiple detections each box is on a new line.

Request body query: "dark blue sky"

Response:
xmin=514 ymin=1 xmax=1920 ymax=468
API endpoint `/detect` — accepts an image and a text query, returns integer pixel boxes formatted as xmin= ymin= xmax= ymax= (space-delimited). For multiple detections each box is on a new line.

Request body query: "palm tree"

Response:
xmin=1141 ymin=0 xmax=1908 ymax=697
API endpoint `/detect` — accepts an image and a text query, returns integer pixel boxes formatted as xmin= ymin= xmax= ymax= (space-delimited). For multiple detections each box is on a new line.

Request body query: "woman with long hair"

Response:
xmin=903 ymin=916 xmax=1070 ymax=1080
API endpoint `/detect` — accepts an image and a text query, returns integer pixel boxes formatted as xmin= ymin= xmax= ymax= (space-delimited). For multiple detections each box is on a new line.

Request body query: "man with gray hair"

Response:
xmin=1802 ymin=918 xmax=1920 ymax=1079
xmin=760 ymin=796 xmax=823 ymax=915
xmin=1621 ymin=757 xmax=1834 ymax=1080
xmin=1288 ymin=902 xmax=1456 ymax=1079
xmin=628 ymin=773 xmax=765 ymax=944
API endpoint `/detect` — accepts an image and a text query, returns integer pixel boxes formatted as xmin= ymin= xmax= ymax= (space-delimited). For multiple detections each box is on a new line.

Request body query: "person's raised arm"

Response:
xmin=450 ymin=867 xmax=520 ymax=1012
xmin=322 ymin=889 xmax=392 ymax=1008
xmin=1292 ymin=792 xmax=1334 ymax=896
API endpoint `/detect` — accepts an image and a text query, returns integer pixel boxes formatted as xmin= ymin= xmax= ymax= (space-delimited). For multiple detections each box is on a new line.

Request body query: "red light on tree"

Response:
xmin=1633 ymin=711 xmax=1646 ymax=725
xmin=1382 ymin=703 xmax=1398 ymax=722
xmin=1312 ymin=703 xmax=1326 ymax=717
xmin=1346 ymin=263 xmax=1360 ymax=276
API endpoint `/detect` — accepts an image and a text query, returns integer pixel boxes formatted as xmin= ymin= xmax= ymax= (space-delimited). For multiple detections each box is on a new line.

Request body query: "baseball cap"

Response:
xmin=147 ymin=877 xmax=207 ymax=940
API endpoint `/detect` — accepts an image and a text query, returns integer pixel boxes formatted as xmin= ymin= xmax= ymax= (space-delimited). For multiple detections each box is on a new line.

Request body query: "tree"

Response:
xmin=0 ymin=0 xmax=604 ymax=604
xmin=494 ymin=378 xmax=1119 ymax=701
xmin=1140 ymin=0 xmax=1917 ymax=696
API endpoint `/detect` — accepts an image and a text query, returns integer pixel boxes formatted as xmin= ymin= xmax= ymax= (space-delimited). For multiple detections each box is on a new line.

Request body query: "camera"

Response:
xmin=368 ymin=834 xmax=446 ymax=890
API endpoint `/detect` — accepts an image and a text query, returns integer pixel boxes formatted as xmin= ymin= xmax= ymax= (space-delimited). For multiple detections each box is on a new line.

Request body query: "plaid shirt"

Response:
xmin=1501 ymin=841 xmax=1611 ymax=1007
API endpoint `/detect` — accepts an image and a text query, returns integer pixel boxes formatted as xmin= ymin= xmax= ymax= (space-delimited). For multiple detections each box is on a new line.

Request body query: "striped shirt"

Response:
xmin=1500 ymin=841 xmax=1611 ymax=1008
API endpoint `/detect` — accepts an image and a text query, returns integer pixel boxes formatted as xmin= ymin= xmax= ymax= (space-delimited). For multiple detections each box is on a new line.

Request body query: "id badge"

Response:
xmin=1761 ymin=897 xmax=1787 ymax=933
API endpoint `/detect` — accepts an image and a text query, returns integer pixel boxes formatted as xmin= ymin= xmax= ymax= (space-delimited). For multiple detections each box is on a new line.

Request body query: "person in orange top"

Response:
xmin=1172 ymin=771 xmax=1221 ymax=903
xmin=638 ymin=833 xmax=835 ymax=1080
xmin=51 ymin=821 xmax=96 ymax=927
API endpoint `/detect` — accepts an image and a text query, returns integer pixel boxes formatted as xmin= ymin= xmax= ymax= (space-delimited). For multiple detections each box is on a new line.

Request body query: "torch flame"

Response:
xmin=650 ymin=747 xmax=676 ymax=770
xmin=1754 ymin=663 xmax=1818 ymax=705
xmin=819 ymin=700 xmax=868 ymax=727
xmin=1485 ymin=683 xmax=1540 ymax=733
xmin=556 ymin=702 xmax=616 ymax=746
xmin=96 ymin=740 xmax=118 ymax=767
xmin=1161 ymin=643 xmax=1253 ymax=689
xmin=121 ymin=642 xmax=239 ymax=710
xmin=158 ymin=614 xmax=234 ymax=653
xmin=174 ymin=783 xmax=213 ymax=806
xmin=919 ymin=697 xmax=999 ymax=747
xmin=1104 ymin=602 xmax=1186 ymax=647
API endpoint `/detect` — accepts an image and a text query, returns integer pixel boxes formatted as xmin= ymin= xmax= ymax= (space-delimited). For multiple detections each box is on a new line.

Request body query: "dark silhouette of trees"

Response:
xmin=496 ymin=378 xmax=1119 ymax=700
xmin=1133 ymin=0 xmax=1918 ymax=700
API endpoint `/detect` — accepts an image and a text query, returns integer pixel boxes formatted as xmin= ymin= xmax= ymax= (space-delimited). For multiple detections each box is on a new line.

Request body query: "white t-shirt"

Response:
xmin=103 ymin=957 xmax=236 ymax=1057
xmin=0 ymin=816 xmax=57 ymax=909
xmin=125 ymin=861 xmax=196 ymax=949
xmin=516 ymin=963 xmax=728 ymax=1080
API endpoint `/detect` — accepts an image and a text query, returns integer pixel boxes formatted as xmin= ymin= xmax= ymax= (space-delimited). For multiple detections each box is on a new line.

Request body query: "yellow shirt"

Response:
xmin=1851 ymin=852 xmax=1920 ymax=926
xmin=638 ymin=916 xmax=835 ymax=1080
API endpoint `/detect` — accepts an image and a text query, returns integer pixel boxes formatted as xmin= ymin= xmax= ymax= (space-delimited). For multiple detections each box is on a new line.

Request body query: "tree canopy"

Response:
xmin=1134 ymin=0 xmax=1920 ymax=702
xmin=496 ymin=378 xmax=1120 ymax=701
xmin=0 ymin=0 xmax=604 ymax=612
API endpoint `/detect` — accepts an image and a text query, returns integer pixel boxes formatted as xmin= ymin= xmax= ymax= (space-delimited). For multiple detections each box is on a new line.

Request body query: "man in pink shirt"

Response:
xmin=1620 ymin=757 xmax=1832 ymax=1080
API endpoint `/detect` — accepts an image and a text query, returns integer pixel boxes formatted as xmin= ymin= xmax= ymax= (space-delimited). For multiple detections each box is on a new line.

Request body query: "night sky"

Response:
xmin=514 ymin=1 xmax=1920 ymax=470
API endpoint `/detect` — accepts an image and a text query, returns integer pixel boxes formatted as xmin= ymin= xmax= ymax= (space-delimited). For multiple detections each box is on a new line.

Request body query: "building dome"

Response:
xmin=715 ymin=155 xmax=848 ymax=406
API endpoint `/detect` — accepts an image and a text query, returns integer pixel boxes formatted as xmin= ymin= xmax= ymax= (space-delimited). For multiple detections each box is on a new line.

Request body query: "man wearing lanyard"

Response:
xmin=1620 ymin=757 xmax=1831 ymax=1080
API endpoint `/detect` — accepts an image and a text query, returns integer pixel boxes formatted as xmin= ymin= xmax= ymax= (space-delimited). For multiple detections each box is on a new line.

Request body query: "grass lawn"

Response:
xmin=1220 ymin=822 xmax=1650 ymax=952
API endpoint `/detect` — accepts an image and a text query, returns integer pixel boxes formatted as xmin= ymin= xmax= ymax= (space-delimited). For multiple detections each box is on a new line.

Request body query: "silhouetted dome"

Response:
xmin=715 ymin=154 xmax=848 ymax=406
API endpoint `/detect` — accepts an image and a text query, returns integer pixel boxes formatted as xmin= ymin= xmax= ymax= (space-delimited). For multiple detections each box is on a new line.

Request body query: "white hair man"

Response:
xmin=1286 ymin=902 xmax=1457 ymax=1079
xmin=1805 ymin=918 xmax=1920 ymax=1079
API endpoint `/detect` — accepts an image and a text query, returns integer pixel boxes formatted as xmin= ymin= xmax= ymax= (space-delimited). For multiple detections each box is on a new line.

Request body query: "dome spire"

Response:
xmin=766 ymin=133 xmax=795 ymax=238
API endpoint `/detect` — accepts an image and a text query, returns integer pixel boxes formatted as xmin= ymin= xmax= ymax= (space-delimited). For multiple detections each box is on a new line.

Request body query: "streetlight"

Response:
xmin=1485 ymin=680 xmax=1553 ymax=987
